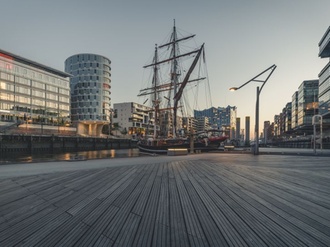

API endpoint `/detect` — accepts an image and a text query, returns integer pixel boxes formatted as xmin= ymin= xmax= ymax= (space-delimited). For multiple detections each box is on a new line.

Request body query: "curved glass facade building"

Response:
xmin=65 ymin=54 xmax=111 ymax=135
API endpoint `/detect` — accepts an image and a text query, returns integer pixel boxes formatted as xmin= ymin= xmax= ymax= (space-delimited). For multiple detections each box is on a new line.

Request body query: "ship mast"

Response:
xmin=152 ymin=44 xmax=159 ymax=139
xmin=171 ymin=20 xmax=178 ymax=137
xmin=139 ymin=20 xmax=202 ymax=138
xmin=159 ymin=19 xmax=197 ymax=138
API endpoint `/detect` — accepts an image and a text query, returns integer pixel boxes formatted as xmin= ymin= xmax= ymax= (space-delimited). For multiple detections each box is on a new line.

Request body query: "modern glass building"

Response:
xmin=318 ymin=26 xmax=330 ymax=124
xmin=273 ymin=115 xmax=280 ymax=137
xmin=291 ymin=91 xmax=298 ymax=129
xmin=284 ymin=102 xmax=292 ymax=132
xmin=194 ymin=107 xmax=219 ymax=129
xmin=235 ymin=117 xmax=241 ymax=140
xmin=263 ymin=120 xmax=271 ymax=143
xmin=0 ymin=49 xmax=70 ymax=126
xmin=297 ymin=80 xmax=319 ymax=130
xmin=194 ymin=105 xmax=237 ymax=131
xmin=65 ymin=53 xmax=111 ymax=136
xmin=245 ymin=116 xmax=250 ymax=144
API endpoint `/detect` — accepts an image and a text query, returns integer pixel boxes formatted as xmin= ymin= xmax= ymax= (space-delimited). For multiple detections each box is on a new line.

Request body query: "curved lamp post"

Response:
xmin=229 ymin=64 xmax=277 ymax=155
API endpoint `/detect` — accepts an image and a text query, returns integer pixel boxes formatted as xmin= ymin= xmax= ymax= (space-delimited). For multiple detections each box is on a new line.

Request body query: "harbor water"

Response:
xmin=0 ymin=148 xmax=140 ymax=164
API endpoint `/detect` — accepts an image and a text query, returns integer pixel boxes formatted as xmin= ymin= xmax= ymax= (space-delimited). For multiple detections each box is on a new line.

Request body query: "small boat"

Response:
xmin=137 ymin=20 xmax=228 ymax=154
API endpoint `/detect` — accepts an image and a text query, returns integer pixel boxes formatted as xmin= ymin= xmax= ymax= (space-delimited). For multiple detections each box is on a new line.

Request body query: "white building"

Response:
xmin=113 ymin=102 xmax=157 ymax=137
xmin=182 ymin=117 xmax=197 ymax=134
xmin=196 ymin=116 xmax=210 ymax=132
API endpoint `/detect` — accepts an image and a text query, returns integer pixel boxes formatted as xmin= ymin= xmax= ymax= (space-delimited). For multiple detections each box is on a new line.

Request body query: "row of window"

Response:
xmin=74 ymin=108 xmax=98 ymax=113
xmin=0 ymin=61 xmax=69 ymax=88
xmin=1 ymin=82 xmax=70 ymax=103
xmin=73 ymin=95 xmax=97 ymax=101
xmin=67 ymin=54 xmax=111 ymax=64
xmin=74 ymin=71 xmax=103 ymax=79
xmin=1 ymin=94 xmax=69 ymax=108
xmin=74 ymin=88 xmax=99 ymax=95
xmin=71 ymin=114 xmax=109 ymax=121
xmin=72 ymin=102 xmax=99 ymax=107
xmin=0 ymin=101 xmax=69 ymax=113
xmin=70 ymin=62 xmax=110 ymax=70
xmin=0 ymin=74 xmax=70 ymax=96
xmin=72 ymin=81 xmax=105 ymax=88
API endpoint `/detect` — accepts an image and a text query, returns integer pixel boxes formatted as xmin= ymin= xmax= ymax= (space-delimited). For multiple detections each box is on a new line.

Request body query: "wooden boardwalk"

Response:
xmin=0 ymin=155 xmax=330 ymax=246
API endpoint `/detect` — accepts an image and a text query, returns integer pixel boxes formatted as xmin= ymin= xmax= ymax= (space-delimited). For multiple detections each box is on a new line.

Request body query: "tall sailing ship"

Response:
xmin=137 ymin=21 xmax=228 ymax=154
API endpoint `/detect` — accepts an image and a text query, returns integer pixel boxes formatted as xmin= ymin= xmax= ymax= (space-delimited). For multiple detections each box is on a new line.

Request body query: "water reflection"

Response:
xmin=0 ymin=148 xmax=140 ymax=164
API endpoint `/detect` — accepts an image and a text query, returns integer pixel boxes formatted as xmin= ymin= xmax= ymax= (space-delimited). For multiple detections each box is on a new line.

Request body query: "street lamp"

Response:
xmin=229 ymin=64 xmax=277 ymax=155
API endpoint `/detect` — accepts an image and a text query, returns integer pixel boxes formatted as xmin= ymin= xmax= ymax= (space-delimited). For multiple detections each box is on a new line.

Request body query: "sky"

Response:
xmin=1 ymin=0 xmax=330 ymax=137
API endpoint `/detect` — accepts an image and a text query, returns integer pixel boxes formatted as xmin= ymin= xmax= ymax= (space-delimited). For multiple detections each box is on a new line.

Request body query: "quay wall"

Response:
xmin=0 ymin=134 xmax=137 ymax=154
xmin=274 ymin=138 xmax=330 ymax=149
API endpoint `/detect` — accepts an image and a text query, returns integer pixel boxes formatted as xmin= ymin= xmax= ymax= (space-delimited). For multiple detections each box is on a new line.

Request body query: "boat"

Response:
xmin=137 ymin=21 xmax=228 ymax=154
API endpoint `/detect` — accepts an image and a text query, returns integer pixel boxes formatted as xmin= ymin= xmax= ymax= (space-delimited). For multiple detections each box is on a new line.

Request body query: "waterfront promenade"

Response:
xmin=0 ymin=152 xmax=330 ymax=246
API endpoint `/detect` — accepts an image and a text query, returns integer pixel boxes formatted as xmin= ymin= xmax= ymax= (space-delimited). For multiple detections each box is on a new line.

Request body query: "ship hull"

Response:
xmin=138 ymin=137 xmax=227 ymax=155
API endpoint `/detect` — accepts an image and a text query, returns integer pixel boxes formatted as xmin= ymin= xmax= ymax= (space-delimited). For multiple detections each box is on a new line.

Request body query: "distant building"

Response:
xmin=0 ymin=49 xmax=70 ymax=126
xmin=285 ymin=102 xmax=292 ymax=132
xmin=158 ymin=110 xmax=180 ymax=137
xmin=245 ymin=116 xmax=250 ymax=144
xmin=182 ymin=117 xmax=197 ymax=134
xmin=274 ymin=115 xmax=280 ymax=137
xmin=196 ymin=117 xmax=210 ymax=132
xmin=269 ymin=122 xmax=275 ymax=140
xmin=279 ymin=111 xmax=285 ymax=136
xmin=291 ymin=91 xmax=298 ymax=129
xmin=297 ymin=80 xmax=319 ymax=134
xmin=219 ymin=106 xmax=237 ymax=134
xmin=235 ymin=117 xmax=241 ymax=140
xmin=193 ymin=107 xmax=218 ymax=129
xmin=113 ymin=102 xmax=156 ymax=137
xmin=65 ymin=53 xmax=111 ymax=136
xmin=263 ymin=121 xmax=272 ymax=144
xmin=194 ymin=105 xmax=237 ymax=138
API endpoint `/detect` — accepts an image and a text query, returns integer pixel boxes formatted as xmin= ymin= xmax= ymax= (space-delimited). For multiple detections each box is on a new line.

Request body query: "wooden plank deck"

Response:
xmin=0 ymin=155 xmax=330 ymax=246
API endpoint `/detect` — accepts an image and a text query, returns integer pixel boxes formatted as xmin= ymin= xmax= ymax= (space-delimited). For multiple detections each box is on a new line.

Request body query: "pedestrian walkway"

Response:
xmin=259 ymin=147 xmax=330 ymax=156
xmin=0 ymin=153 xmax=329 ymax=246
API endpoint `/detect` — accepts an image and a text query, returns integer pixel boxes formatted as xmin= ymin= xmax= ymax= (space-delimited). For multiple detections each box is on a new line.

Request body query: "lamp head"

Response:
xmin=229 ymin=87 xmax=238 ymax=91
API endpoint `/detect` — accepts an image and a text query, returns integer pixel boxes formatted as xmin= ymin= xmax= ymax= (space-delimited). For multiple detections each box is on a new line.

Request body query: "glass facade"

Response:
xmin=194 ymin=107 xmax=219 ymax=129
xmin=318 ymin=26 xmax=330 ymax=122
xmin=194 ymin=105 xmax=237 ymax=131
xmin=0 ymin=49 xmax=70 ymax=125
xmin=291 ymin=91 xmax=298 ymax=129
xmin=285 ymin=102 xmax=292 ymax=132
xmin=273 ymin=115 xmax=280 ymax=136
xmin=297 ymin=80 xmax=319 ymax=127
xmin=65 ymin=54 xmax=111 ymax=123
xmin=318 ymin=62 xmax=330 ymax=117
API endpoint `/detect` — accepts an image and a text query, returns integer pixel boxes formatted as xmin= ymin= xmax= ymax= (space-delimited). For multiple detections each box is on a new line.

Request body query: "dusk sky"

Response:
xmin=1 ymin=0 xmax=330 ymax=137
